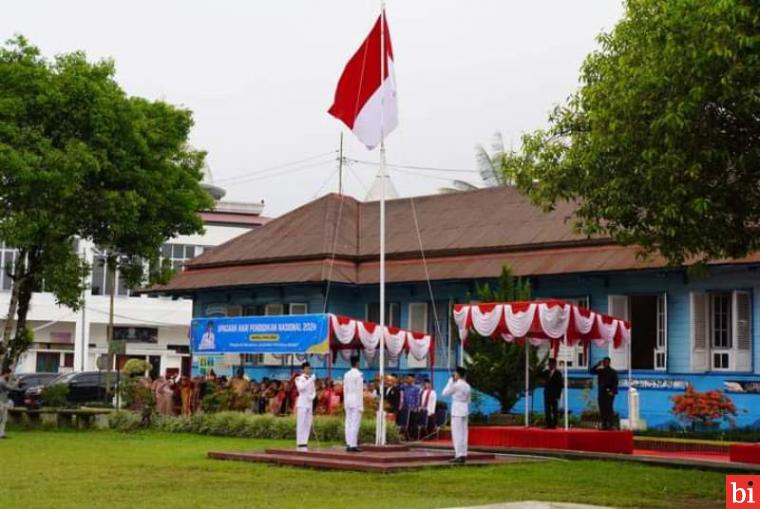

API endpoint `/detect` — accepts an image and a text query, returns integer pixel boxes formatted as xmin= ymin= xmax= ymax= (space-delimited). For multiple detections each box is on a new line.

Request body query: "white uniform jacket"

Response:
xmin=295 ymin=374 xmax=316 ymax=409
xmin=342 ymin=368 xmax=364 ymax=411
xmin=420 ymin=388 xmax=437 ymax=416
xmin=442 ymin=378 xmax=471 ymax=418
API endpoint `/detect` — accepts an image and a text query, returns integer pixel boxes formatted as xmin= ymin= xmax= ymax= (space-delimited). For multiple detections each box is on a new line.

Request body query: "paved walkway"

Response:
xmin=445 ymin=502 xmax=613 ymax=509
xmin=421 ymin=440 xmax=758 ymax=472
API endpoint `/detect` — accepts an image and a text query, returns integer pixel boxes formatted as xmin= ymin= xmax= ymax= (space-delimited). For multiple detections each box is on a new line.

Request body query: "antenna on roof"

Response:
xmin=338 ymin=132 xmax=344 ymax=195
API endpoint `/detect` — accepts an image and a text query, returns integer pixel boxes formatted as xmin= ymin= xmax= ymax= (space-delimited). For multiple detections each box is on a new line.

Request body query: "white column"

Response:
xmin=74 ymin=242 xmax=94 ymax=371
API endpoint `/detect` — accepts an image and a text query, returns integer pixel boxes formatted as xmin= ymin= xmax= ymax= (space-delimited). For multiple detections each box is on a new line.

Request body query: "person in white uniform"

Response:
xmin=198 ymin=321 xmax=216 ymax=351
xmin=442 ymin=366 xmax=471 ymax=464
xmin=295 ymin=361 xmax=316 ymax=451
xmin=342 ymin=356 xmax=364 ymax=452
xmin=0 ymin=367 xmax=19 ymax=439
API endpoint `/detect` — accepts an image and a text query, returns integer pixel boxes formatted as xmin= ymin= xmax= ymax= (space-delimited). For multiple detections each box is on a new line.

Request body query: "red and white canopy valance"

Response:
xmin=328 ymin=313 xmax=434 ymax=361
xmin=453 ymin=300 xmax=630 ymax=349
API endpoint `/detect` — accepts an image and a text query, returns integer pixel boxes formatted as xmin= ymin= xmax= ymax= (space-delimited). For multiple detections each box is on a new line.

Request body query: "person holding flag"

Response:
xmin=295 ymin=362 xmax=316 ymax=451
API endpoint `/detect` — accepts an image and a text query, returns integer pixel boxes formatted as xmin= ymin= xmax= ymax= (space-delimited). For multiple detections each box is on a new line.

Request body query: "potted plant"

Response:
xmin=671 ymin=385 xmax=737 ymax=432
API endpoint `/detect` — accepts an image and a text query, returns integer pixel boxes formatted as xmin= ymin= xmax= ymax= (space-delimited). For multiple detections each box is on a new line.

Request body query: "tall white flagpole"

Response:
xmin=524 ymin=340 xmax=529 ymax=427
xmin=376 ymin=1 xmax=387 ymax=446
xmin=563 ymin=333 xmax=569 ymax=430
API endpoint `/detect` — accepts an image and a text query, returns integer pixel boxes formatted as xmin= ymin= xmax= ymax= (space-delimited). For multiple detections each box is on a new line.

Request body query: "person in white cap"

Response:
xmin=295 ymin=361 xmax=316 ymax=451
xmin=443 ymin=366 xmax=471 ymax=464
xmin=342 ymin=355 xmax=364 ymax=452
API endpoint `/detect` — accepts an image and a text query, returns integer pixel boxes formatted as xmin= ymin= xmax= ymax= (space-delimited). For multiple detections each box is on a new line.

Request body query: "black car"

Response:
xmin=8 ymin=373 xmax=60 ymax=406
xmin=24 ymin=370 xmax=120 ymax=408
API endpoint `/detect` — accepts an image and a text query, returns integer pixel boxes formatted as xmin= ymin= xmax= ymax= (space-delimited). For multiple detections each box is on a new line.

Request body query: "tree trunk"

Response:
xmin=1 ymin=254 xmax=23 ymax=346
xmin=5 ymin=251 xmax=37 ymax=371
xmin=1 ymin=250 xmax=27 ymax=370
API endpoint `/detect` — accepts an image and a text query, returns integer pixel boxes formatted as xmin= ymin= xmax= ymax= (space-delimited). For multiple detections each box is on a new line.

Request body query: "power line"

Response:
xmin=222 ymin=160 xmax=336 ymax=185
xmin=215 ymin=150 xmax=338 ymax=184
xmin=348 ymin=158 xmax=479 ymax=174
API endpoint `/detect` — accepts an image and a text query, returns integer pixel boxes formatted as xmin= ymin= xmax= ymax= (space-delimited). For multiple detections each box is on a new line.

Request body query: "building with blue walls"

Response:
xmin=154 ymin=187 xmax=760 ymax=428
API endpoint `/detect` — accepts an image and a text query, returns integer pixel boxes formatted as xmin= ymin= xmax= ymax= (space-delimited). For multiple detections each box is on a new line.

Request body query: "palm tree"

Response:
xmin=439 ymin=133 xmax=513 ymax=193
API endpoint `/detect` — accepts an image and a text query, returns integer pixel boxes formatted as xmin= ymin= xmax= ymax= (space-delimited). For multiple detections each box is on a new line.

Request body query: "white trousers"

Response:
xmin=344 ymin=408 xmax=363 ymax=447
xmin=451 ymin=415 xmax=468 ymax=458
xmin=296 ymin=407 xmax=313 ymax=447
xmin=0 ymin=402 xmax=8 ymax=438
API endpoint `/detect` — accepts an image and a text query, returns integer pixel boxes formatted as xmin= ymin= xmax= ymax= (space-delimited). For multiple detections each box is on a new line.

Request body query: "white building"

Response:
xmin=3 ymin=169 xmax=268 ymax=378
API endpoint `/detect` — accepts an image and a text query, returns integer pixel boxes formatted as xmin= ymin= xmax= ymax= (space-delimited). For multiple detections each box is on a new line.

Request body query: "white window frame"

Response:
xmin=654 ymin=294 xmax=667 ymax=371
xmin=608 ymin=295 xmax=630 ymax=371
xmin=691 ymin=290 xmax=752 ymax=372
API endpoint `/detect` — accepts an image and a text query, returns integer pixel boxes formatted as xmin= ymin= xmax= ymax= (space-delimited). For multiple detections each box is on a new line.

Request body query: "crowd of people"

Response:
xmin=138 ymin=367 xmax=444 ymax=435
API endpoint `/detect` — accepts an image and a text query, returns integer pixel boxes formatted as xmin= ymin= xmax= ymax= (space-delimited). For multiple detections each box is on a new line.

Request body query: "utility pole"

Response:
xmin=338 ymin=132 xmax=344 ymax=195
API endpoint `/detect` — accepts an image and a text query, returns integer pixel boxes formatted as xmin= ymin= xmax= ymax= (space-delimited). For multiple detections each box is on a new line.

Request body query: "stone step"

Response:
xmin=208 ymin=450 xmax=509 ymax=472
xmin=264 ymin=447 xmax=495 ymax=464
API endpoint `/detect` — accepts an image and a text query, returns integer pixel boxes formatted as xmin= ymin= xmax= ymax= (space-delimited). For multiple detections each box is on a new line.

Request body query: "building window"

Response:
xmin=407 ymin=303 xmax=429 ymax=369
xmin=289 ymin=303 xmax=308 ymax=315
xmin=90 ymin=254 xmax=130 ymax=296
xmin=0 ymin=244 xmax=17 ymax=291
xmin=691 ymin=290 xmax=751 ymax=372
xmin=710 ymin=293 xmax=732 ymax=349
xmin=161 ymin=243 xmax=205 ymax=272
xmin=366 ymin=302 xmax=400 ymax=327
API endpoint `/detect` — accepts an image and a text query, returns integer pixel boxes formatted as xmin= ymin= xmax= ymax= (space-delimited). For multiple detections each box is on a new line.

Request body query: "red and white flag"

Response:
xmin=328 ymin=12 xmax=398 ymax=150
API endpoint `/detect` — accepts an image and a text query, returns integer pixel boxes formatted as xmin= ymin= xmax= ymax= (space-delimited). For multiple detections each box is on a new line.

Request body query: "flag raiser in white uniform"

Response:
xmin=442 ymin=376 xmax=471 ymax=459
xmin=295 ymin=372 xmax=316 ymax=450
xmin=342 ymin=365 xmax=364 ymax=449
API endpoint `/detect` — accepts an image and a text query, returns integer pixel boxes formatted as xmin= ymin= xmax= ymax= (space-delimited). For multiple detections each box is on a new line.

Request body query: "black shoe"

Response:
xmin=346 ymin=446 xmax=362 ymax=453
xmin=449 ymin=456 xmax=465 ymax=464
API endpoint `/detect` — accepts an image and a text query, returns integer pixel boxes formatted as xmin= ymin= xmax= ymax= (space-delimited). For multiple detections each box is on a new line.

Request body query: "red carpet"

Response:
xmin=729 ymin=443 xmax=760 ymax=465
xmin=467 ymin=426 xmax=634 ymax=454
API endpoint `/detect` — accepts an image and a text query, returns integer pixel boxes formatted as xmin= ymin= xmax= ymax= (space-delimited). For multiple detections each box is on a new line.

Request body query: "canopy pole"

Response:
xmin=524 ymin=339 xmax=529 ymax=428
xmin=627 ymin=325 xmax=632 ymax=428
xmin=375 ymin=0 xmax=387 ymax=446
xmin=563 ymin=333 xmax=569 ymax=430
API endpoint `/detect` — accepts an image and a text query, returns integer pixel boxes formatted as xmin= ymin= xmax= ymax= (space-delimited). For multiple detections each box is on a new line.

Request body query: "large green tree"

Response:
xmin=0 ymin=37 xmax=213 ymax=370
xmin=508 ymin=0 xmax=758 ymax=265
xmin=464 ymin=266 xmax=547 ymax=414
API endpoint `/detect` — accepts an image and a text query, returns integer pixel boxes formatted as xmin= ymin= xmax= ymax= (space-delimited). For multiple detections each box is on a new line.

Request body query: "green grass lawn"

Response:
xmin=0 ymin=430 xmax=725 ymax=509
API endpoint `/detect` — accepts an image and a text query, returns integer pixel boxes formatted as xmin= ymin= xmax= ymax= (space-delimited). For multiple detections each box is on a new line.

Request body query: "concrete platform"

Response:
xmin=208 ymin=444 xmax=518 ymax=472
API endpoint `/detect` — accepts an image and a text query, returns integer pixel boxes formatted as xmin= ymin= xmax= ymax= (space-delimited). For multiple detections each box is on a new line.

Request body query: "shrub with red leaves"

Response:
xmin=672 ymin=384 xmax=737 ymax=426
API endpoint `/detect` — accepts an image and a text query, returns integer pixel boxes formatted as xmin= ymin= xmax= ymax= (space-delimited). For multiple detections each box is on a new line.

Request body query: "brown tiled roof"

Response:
xmin=153 ymin=186 xmax=760 ymax=293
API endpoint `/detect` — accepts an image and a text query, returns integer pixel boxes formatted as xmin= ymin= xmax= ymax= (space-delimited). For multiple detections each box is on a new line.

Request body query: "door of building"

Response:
xmin=36 ymin=352 xmax=60 ymax=373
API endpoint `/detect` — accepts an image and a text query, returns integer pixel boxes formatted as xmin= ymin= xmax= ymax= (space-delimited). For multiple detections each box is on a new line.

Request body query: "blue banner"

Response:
xmin=190 ymin=314 xmax=330 ymax=354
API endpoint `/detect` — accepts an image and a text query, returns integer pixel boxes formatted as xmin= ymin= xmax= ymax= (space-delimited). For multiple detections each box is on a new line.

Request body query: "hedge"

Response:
xmin=108 ymin=411 xmax=401 ymax=444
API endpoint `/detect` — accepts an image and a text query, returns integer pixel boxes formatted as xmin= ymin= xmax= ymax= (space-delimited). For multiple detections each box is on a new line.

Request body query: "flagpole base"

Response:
xmin=375 ymin=409 xmax=386 ymax=446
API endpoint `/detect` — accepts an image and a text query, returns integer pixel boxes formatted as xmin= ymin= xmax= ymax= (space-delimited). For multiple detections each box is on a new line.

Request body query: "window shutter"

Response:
xmin=733 ymin=291 xmax=751 ymax=372
xmin=608 ymin=295 xmax=629 ymax=370
xmin=690 ymin=292 xmax=708 ymax=372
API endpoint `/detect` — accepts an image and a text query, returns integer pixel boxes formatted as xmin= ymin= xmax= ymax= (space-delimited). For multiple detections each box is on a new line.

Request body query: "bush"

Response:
xmin=108 ymin=411 xmax=143 ymax=432
xmin=41 ymin=384 xmax=69 ymax=408
xmin=109 ymin=411 xmax=401 ymax=443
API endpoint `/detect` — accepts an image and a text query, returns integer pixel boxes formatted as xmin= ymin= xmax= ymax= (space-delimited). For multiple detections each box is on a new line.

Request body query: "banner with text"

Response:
xmin=190 ymin=314 xmax=330 ymax=355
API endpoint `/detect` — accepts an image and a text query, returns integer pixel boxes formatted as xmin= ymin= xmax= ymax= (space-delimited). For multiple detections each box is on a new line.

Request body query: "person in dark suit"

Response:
xmin=590 ymin=357 xmax=619 ymax=430
xmin=542 ymin=358 xmax=563 ymax=429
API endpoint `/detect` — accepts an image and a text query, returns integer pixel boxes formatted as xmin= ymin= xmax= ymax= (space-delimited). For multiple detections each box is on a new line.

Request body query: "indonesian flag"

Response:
xmin=328 ymin=12 xmax=398 ymax=150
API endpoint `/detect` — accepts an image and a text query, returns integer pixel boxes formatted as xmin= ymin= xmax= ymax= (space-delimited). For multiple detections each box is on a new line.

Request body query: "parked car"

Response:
xmin=8 ymin=373 xmax=60 ymax=407
xmin=24 ymin=370 xmax=121 ymax=408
